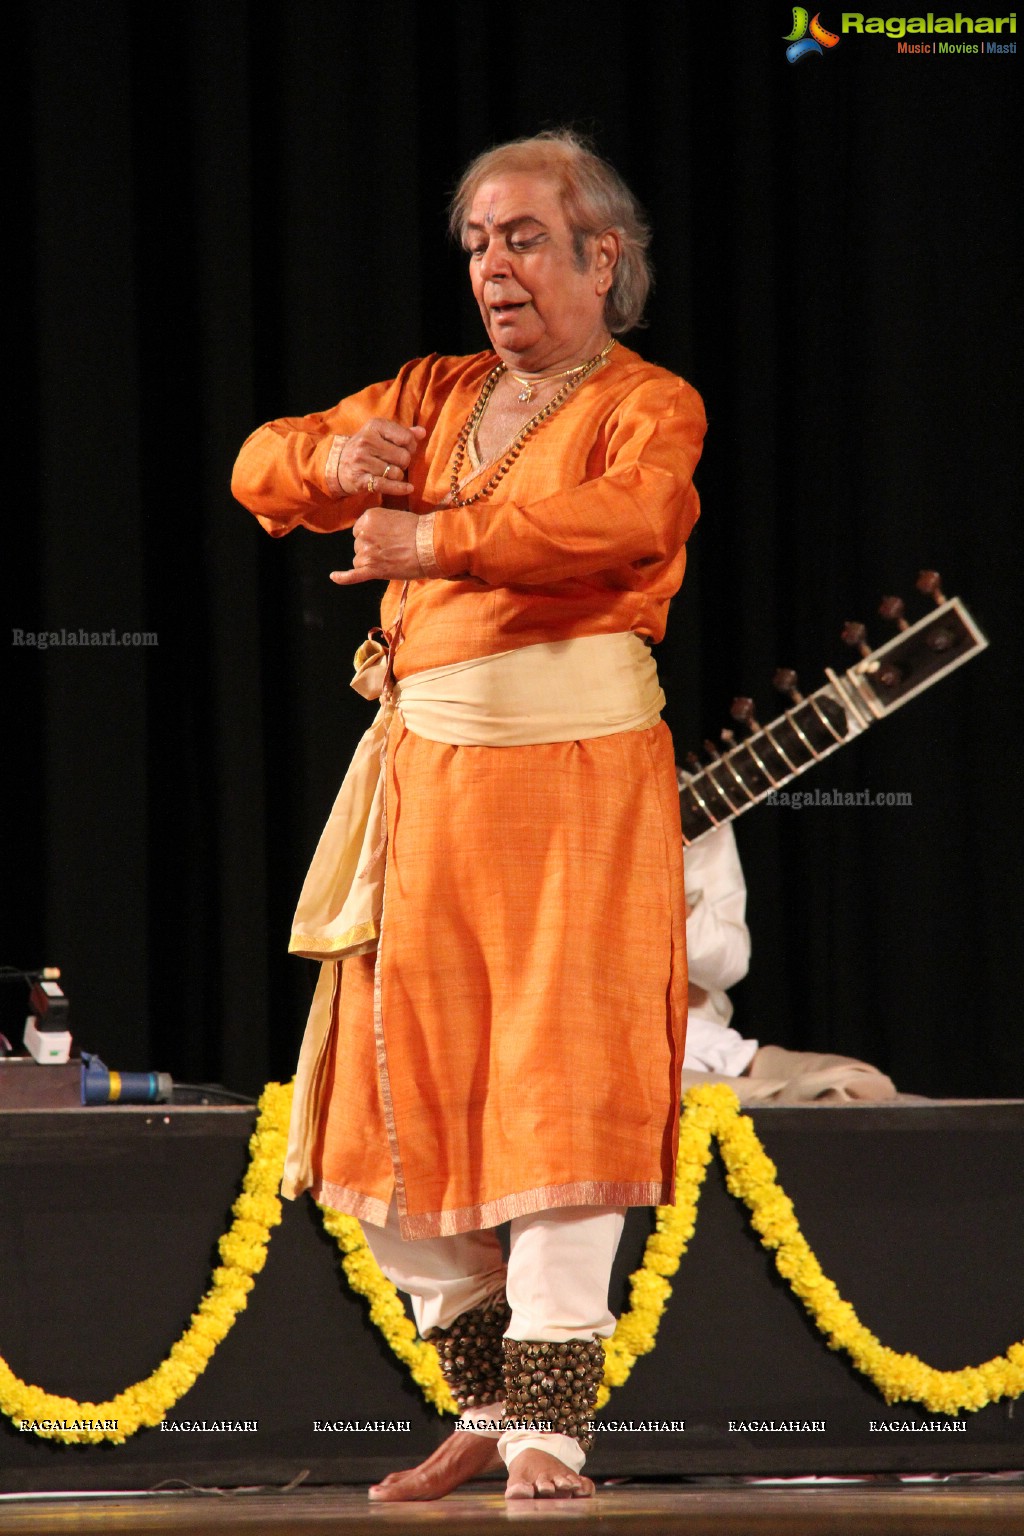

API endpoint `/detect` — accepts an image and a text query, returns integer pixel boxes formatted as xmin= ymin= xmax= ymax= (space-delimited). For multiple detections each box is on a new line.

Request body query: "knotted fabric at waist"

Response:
xmin=394 ymin=631 xmax=664 ymax=745
xmin=288 ymin=630 xmax=664 ymax=962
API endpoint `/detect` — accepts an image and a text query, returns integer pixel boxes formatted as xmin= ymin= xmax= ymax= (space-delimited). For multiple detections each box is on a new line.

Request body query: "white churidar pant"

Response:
xmin=361 ymin=1202 xmax=625 ymax=1474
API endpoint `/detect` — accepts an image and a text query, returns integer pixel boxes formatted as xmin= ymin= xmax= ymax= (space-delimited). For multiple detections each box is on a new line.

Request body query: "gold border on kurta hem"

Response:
xmin=312 ymin=1179 xmax=392 ymax=1228
xmin=335 ymin=1180 xmax=673 ymax=1238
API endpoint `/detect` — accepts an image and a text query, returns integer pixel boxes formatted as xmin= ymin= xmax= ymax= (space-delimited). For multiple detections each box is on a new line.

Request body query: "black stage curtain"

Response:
xmin=4 ymin=1 xmax=1020 ymax=1099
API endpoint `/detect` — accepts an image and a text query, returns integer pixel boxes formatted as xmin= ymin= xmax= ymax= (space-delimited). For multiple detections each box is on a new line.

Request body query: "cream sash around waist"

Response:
xmin=287 ymin=631 xmax=664 ymax=962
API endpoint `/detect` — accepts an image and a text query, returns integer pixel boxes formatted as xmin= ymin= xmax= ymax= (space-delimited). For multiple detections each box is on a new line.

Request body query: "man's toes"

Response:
xmin=543 ymin=1472 xmax=593 ymax=1499
xmin=367 ymin=1469 xmax=428 ymax=1501
xmin=505 ymin=1469 xmax=595 ymax=1500
xmin=367 ymin=1434 xmax=504 ymax=1502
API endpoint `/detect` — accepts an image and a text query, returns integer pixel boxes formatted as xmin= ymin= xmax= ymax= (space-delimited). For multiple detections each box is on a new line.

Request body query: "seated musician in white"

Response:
xmin=683 ymin=825 xmax=898 ymax=1102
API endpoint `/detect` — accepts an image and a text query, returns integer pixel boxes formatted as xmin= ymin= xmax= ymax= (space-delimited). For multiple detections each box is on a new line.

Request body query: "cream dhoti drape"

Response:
xmin=281 ymin=631 xmax=666 ymax=1202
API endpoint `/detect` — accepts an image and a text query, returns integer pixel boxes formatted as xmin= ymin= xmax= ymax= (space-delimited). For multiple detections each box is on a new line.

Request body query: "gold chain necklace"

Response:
xmin=510 ymin=358 xmax=593 ymax=404
xmin=447 ymin=339 xmax=615 ymax=509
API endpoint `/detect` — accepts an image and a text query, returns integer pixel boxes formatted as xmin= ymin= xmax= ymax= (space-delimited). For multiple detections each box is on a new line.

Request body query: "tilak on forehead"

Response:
xmin=469 ymin=177 xmax=560 ymax=229
xmin=479 ymin=199 xmax=547 ymax=227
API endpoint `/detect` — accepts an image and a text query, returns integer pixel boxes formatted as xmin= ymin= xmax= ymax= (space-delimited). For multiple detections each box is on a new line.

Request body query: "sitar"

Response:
xmin=678 ymin=570 xmax=988 ymax=845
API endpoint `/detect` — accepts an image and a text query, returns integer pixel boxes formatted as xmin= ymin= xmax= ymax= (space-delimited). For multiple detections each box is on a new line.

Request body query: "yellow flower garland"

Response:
xmin=705 ymin=1085 xmax=1024 ymax=1416
xmin=317 ymin=1205 xmax=457 ymax=1415
xmin=596 ymin=1081 xmax=717 ymax=1404
xmin=320 ymin=1085 xmax=1024 ymax=1420
xmin=0 ymin=1080 xmax=291 ymax=1445
xmin=2 ymin=1079 xmax=1022 ymax=1445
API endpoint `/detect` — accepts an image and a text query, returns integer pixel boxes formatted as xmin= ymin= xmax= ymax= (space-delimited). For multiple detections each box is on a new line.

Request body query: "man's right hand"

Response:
xmin=336 ymin=419 xmax=426 ymax=498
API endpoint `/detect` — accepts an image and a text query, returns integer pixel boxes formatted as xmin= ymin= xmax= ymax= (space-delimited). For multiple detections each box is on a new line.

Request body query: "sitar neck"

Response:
xmin=679 ymin=590 xmax=988 ymax=845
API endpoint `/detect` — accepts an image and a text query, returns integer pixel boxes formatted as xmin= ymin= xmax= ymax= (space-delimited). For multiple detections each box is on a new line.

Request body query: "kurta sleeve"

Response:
xmin=429 ymin=375 xmax=706 ymax=585
xmin=230 ymin=356 xmax=439 ymax=537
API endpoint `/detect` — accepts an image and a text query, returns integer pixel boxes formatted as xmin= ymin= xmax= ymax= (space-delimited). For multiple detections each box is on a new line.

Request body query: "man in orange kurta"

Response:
xmin=232 ymin=132 xmax=705 ymax=1501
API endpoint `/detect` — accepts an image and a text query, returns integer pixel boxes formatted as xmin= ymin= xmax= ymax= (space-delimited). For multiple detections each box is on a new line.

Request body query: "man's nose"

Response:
xmin=479 ymin=241 xmax=511 ymax=281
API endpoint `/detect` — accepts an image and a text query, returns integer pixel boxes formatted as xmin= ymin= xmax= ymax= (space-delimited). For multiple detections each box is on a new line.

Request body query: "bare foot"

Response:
xmin=505 ymin=1447 xmax=595 ymax=1500
xmin=367 ymin=1430 xmax=502 ymax=1501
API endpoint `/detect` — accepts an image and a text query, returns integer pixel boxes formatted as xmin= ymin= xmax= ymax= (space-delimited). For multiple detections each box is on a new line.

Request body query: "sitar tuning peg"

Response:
xmin=703 ymin=738 xmax=723 ymax=761
xmin=730 ymin=697 xmax=762 ymax=731
xmin=771 ymin=669 xmax=803 ymax=704
xmin=916 ymin=570 xmax=947 ymax=606
xmin=879 ymin=595 xmax=909 ymax=631
xmin=685 ymin=751 xmax=702 ymax=775
xmin=841 ymin=621 xmax=872 ymax=659
xmin=876 ymin=661 xmax=904 ymax=688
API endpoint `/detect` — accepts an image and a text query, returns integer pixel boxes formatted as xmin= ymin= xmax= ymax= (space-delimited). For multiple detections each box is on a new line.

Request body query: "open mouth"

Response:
xmin=490 ymin=301 xmax=527 ymax=318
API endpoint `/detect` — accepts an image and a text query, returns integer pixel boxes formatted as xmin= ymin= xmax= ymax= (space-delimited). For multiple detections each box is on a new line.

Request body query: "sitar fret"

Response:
xmin=680 ymin=682 xmax=852 ymax=844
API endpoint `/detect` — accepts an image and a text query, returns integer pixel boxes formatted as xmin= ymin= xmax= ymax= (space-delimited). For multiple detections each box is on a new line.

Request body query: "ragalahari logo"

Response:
xmin=784 ymin=8 xmax=842 ymax=60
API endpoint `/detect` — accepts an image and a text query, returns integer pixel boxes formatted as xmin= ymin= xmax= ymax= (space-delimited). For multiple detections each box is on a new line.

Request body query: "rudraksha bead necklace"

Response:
xmin=447 ymin=338 xmax=616 ymax=509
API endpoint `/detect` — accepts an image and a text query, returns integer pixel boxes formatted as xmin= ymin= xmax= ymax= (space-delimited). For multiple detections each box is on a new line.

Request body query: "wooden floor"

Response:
xmin=2 ymin=1478 xmax=1022 ymax=1535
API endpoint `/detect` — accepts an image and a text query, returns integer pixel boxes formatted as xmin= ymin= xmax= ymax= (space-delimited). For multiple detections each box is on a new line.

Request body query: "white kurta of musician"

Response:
xmin=682 ymin=824 xmax=758 ymax=1076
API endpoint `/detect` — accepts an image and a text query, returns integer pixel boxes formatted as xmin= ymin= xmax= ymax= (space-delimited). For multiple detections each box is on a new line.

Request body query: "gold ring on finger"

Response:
xmin=382 ymin=464 xmax=393 ymax=480
xmin=366 ymin=475 xmax=377 ymax=494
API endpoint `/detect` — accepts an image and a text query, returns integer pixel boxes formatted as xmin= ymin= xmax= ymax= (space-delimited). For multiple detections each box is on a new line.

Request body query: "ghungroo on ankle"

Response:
xmin=424 ymin=1290 xmax=511 ymax=1410
xmin=502 ymin=1337 xmax=605 ymax=1450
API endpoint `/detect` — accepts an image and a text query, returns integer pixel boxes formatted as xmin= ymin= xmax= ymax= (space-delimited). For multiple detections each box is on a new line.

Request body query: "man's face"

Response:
xmin=465 ymin=173 xmax=610 ymax=371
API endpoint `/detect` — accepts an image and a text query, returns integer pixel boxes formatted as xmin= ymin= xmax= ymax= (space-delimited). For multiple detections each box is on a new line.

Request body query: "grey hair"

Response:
xmin=449 ymin=129 xmax=653 ymax=334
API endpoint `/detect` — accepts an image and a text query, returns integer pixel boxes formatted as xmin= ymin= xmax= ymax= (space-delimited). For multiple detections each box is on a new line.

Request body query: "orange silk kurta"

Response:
xmin=232 ymin=344 xmax=706 ymax=1238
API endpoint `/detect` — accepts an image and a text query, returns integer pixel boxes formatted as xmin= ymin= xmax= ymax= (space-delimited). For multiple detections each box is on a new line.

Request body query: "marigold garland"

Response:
xmin=0 ymin=1080 xmax=292 ymax=1445
xmin=316 ymin=1205 xmax=457 ymax=1415
xmin=704 ymin=1085 xmax=1024 ymax=1416
xmin=320 ymin=1085 xmax=1024 ymax=1420
xmin=2 ymin=1079 xmax=1022 ymax=1446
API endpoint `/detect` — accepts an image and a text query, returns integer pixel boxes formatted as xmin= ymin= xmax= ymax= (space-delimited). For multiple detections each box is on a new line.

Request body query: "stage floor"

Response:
xmin=1 ymin=1477 xmax=1023 ymax=1535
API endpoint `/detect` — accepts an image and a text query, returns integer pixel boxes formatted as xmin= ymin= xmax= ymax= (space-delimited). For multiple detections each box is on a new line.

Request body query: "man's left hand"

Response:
xmin=331 ymin=507 xmax=423 ymax=585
